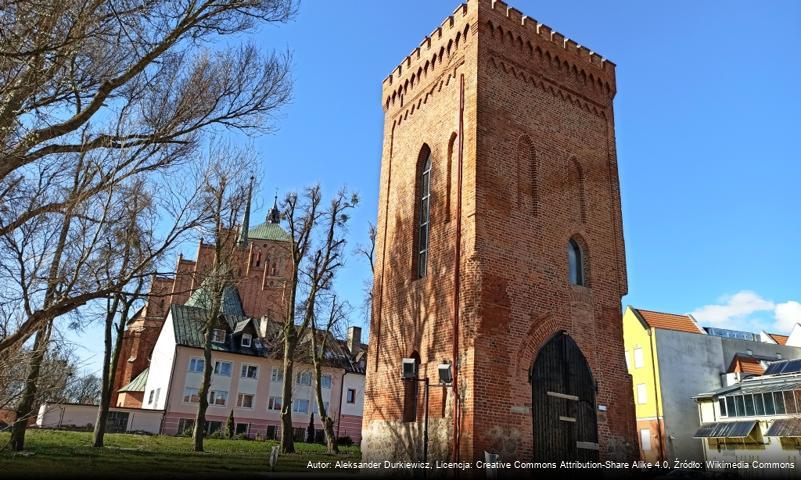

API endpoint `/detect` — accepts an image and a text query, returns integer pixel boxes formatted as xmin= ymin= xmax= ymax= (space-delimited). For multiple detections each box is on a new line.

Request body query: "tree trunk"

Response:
xmin=312 ymin=356 xmax=338 ymax=454
xmin=10 ymin=321 xmax=52 ymax=451
xmin=93 ymin=295 xmax=125 ymax=447
xmin=279 ymin=333 xmax=297 ymax=454
xmin=323 ymin=416 xmax=337 ymax=454
xmin=192 ymin=335 xmax=214 ymax=452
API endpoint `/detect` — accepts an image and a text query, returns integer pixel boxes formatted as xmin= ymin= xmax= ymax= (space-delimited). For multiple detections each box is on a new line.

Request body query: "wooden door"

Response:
xmin=531 ymin=332 xmax=598 ymax=461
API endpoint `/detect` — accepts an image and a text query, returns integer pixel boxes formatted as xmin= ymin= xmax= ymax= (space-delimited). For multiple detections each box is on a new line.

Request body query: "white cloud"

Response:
xmin=775 ymin=301 xmax=801 ymax=332
xmin=691 ymin=291 xmax=801 ymax=334
xmin=691 ymin=291 xmax=774 ymax=326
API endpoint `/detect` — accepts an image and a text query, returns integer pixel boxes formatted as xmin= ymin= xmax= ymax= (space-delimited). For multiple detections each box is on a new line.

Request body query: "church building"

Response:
xmin=362 ymin=0 xmax=638 ymax=463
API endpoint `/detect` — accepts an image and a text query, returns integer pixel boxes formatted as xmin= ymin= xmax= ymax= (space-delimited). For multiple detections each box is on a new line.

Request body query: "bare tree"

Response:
xmin=92 ymin=210 xmax=150 ymax=449
xmin=65 ymin=373 xmax=102 ymax=405
xmin=1 ymin=151 xmax=205 ymax=450
xmin=310 ymin=295 xmax=350 ymax=454
xmin=279 ymin=187 xmax=357 ymax=453
xmin=191 ymin=146 xmax=254 ymax=452
xmin=355 ymin=222 xmax=376 ymax=323
xmin=0 ymin=0 xmax=296 ymax=183
xmin=0 ymin=337 xmax=78 ymax=412
xmin=0 ymin=0 xmax=296 ymax=356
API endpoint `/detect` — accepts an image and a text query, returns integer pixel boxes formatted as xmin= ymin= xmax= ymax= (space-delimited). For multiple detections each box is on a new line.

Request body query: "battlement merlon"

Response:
xmin=381 ymin=0 xmax=616 ymax=97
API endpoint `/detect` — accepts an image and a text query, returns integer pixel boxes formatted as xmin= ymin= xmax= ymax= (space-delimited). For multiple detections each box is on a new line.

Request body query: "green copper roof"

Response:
xmin=247 ymin=222 xmax=290 ymax=242
xmin=185 ymin=282 xmax=244 ymax=316
xmin=169 ymin=304 xmax=247 ymax=352
xmin=118 ymin=368 xmax=149 ymax=393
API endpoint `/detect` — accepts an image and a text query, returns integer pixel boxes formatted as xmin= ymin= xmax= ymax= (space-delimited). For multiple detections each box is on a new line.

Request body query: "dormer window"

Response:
xmin=211 ymin=329 xmax=226 ymax=343
xmin=241 ymin=334 xmax=252 ymax=348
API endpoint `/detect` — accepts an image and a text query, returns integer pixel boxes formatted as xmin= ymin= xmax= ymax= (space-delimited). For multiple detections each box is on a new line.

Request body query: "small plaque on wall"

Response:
xmin=598 ymin=404 xmax=608 ymax=412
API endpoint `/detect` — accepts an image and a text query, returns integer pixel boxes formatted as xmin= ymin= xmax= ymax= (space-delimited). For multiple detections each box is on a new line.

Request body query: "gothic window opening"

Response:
xmin=253 ymin=251 xmax=261 ymax=268
xmin=568 ymin=238 xmax=585 ymax=286
xmin=414 ymin=145 xmax=432 ymax=279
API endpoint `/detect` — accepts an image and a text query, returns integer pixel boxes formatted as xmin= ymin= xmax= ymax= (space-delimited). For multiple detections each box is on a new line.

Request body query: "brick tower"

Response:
xmin=112 ymin=193 xmax=293 ymax=407
xmin=362 ymin=0 xmax=637 ymax=464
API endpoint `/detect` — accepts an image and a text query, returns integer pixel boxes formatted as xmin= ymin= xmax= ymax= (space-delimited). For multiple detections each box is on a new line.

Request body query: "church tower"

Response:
xmin=362 ymin=0 xmax=637 ymax=463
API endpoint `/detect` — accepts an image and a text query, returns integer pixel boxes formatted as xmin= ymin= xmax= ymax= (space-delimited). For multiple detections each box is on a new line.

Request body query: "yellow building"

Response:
xmin=623 ymin=306 xmax=801 ymax=464
xmin=623 ymin=306 xmax=706 ymax=463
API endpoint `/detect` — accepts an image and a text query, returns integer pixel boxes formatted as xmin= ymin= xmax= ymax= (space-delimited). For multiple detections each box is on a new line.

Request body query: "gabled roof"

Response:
xmin=170 ymin=304 xmax=248 ymax=352
xmin=185 ymin=282 xmax=244 ymax=316
xmin=247 ymin=222 xmax=290 ymax=242
xmin=769 ymin=333 xmax=789 ymax=345
xmin=728 ymin=354 xmax=766 ymax=376
xmin=167 ymin=304 xmax=365 ymax=372
xmin=631 ymin=307 xmax=705 ymax=334
xmin=118 ymin=368 xmax=149 ymax=393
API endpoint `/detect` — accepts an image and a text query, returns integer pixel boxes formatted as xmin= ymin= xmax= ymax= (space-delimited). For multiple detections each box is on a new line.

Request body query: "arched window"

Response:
xmin=568 ymin=238 xmax=585 ymax=286
xmin=414 ymin=145 xmax=432 ymax=279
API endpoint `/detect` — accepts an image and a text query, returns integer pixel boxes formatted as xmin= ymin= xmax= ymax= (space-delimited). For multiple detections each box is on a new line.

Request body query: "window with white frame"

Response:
xmin=633 ymin=347 xmax=644 ymax=369
xmin=346 ymin=388 xmax=356 ymax=404
xmin=189 ymin=357 xmax=205 ymax=373
xmin=241 ymin=334 xmax=252 ymax=348
xmin=214 ymin=361 xmax=232 ymax=377
xmin=271 ymin=367 xmax=283 ymax=383
xmin=241 ymin=364 xmax=258 ymax=380
xmin=211 ymin=329 xmax=226 ymax=343
xmin=267 ymin=396 xmax=282 ymax=411
xmin=320 ymin=374 xmax=332 ymax=389
xmin=209 ymin=390 xmax=228 ymax=406
xmin=636 ymin=384 xmax=648 ymax=404
xmin=237 ymin=393 xmax=254 ymax=409
xmin=640 ymin=429 xmax=651 ymax=451
xmin=183 ymin=387 xmax=200 ymax=403
xmin=293 ymin=398 xmax=309 ymax=413
xmin=154 ymin=388 xmax=161 ymax=405
xmin=296 ymin=371 xmax=312 ymax=386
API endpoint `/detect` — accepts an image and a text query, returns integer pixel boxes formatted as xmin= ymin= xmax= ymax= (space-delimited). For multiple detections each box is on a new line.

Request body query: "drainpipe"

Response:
xmin=649 ymin=329 xmax=666 ymax=462
xmin=452 ymin=73 xmax=465 ymax=462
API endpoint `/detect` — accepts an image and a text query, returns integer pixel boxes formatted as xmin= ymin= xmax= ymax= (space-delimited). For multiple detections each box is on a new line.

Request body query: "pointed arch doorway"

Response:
xmin=531 ymin=332 xmax=599 ymax=461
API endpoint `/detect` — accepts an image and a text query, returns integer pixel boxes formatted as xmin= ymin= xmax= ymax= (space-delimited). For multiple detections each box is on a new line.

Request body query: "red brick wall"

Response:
xmin=363 ymin=0 xmax=636 ymax=463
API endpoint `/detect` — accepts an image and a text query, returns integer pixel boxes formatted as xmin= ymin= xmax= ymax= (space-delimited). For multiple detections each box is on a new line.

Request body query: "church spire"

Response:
xmin=239 ymin=176 xmax=255 ymax=245
xmin=267 ymin=190 xmax=281 ymax=224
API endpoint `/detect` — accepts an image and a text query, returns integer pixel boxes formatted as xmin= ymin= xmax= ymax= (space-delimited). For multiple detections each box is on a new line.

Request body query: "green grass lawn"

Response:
xmin=0 ymin=429 xmax=361 ymax=478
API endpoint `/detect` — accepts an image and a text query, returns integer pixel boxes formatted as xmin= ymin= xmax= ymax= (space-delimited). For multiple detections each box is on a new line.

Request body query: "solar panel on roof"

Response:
xmin=705 ymin=327 xmax=758 ymax=342
xmin=766 ymin=418 xmax=801 ymax=437
xmin=694 ymin=421 xmax=757 ymax=439
xmin=766 ymin=359 xmax=801 ymax=376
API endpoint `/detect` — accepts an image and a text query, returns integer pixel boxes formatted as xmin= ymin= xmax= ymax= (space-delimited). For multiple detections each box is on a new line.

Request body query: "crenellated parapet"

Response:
xmin=480 ymin=0 xmax=616 ymax=105
xmin=381 ymin=0 xmax=616 ymax=115
xmin=382 ymin=3 xmax=474 ymax=113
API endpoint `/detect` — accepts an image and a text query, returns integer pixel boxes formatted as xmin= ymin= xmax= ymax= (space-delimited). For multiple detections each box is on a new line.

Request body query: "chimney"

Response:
xmin=347 ymin=326 xmax=362 ymax=354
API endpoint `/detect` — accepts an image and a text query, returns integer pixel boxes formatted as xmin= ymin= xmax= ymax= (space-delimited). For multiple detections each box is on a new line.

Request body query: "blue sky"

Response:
xmin=67 ymin=0 xmax=801 ymax=374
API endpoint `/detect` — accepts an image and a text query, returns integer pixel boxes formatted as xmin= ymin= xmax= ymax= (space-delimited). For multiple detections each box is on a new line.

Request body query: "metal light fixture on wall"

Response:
xmin=401 ymin=358 xmax=418 ymax=380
